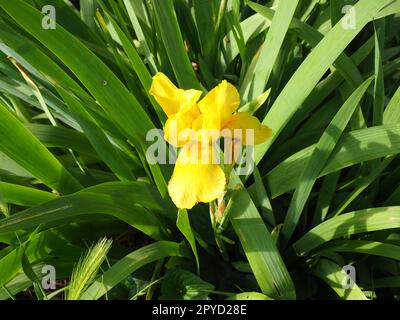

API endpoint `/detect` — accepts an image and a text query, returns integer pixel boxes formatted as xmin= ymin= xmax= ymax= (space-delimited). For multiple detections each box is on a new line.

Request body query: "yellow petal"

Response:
xmin=168 ymin=143 xmax=226 ymax=209
xmin=164 ymin=104 xmax=200 ymax=147
xmin=198 ymin=80 xmax=240 ymax=130
xmin=149 ymin=73 xmax=181 ymax=116
xmin=150 ymin=72 xmax=202 ymax=117
xmin=181 ymin=89 xmax=203 ymax=108
xmin=191 ymin=114 xmax=203 ymax=131
xmin=192 ymin=115 xmax=221 ymax=144
xmin=222 ymin=112 xmax=272 ymax=145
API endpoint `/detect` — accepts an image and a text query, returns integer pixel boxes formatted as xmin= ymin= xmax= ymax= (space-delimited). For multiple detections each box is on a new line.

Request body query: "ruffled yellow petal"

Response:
xmin=168 ymin=143 xmax=226 ymax=209
xmin=150 ymin=72 xmax=202 ymax=117
xmin=164 ymin=104 xmax=200 ymax=147
xmin=222 ymin=112 xmax=272 ymax=145
xmin=191 ymin=115 xmax=221 ymax=144
xmin=198 ymin=80 xmax=240 ymax=130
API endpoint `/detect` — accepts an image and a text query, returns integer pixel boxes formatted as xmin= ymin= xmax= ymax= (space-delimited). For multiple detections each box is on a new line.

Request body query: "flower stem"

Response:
xmin=209 ymin=201 xmax=229 ymax=261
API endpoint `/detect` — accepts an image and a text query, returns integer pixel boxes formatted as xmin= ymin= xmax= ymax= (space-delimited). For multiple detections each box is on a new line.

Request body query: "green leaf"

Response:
xmin=0 ymin=265 xmax=38 ymax=300
xmin=80 ymin=0 xmax=98 ymax=32
xmin=375 ymin=0 xmax=400 ymax=19
xmin=25 ymin=124 xmax=96 ymax=156
xmin=222 ymin=13 xmax=269 ymax=68
xmin=33 ymin=0 xmax=104 ymax=45
xmin=238 ymin=88 xmax=271 ymax=114
xmin=0 ymin=182 xmax=170 ymax=240
xmin=104 ymin=12 xmax=166 ymax=123
xmin=0 ymin=181 xmax=57 ymax=207
xmin=252 ymin=167 xmax=275 ymax=226
xmin=383 ymin=85 xmax=400 ymax=124
xmin=177 ymin=209 xmax=199 ymax=274
xmin=81 ymin=241 xmax=190 ymax=300
xmin=312 ymin=172 xmax=340 ymax=227
xmin=227 ymin=292 xmax=273 ymax=300
xmin=122 ymin=0 xmax=158 ymax=73
xmin=373 ymin=19 xmax=386 ymax=126
xmin=330 ymin=0 xmax=343 ymax=26
xmin=311 ymin=259 xmax=368 ymax=300
xmin=0 ymin=20 xmax=87 ymax=97
xmin=254 ymin=0 xmax=393 ymax=163
xmin=152 ymin=0 xmax=201 ymax=90
xmin=0 ymin=100 xmax=81 ymax=193
xmin=58 ymin=88 xmax=136 ymax=181
xmin=247 ymin=2 xmax=363 ymax=91
xmin=282 ymin=78 xmax=373 ymax=243
xmin=331 ymin=156 xmax=394 ymax=217
xmin=21 ymin=253 xmax=46 ymax=300
xmin=262 ymin=123 xmax=400 ymax=199
xmin=241 ymin=0 xmax=299 ymax=102
xmin=227 ymin=173 xmax=295 ymax=299
xmin=160 ymin=269 xmax=214 ymax=300
xmin=0 ymin=230 xmax=83 ymax=289
xmin=193 ymin=0 xmax=217 ymax=65
xmin=294 ymin=206 xmax=400 ymax=256
xmin=323 ymin=240 xmax=400 ymax=260
xmin=0 ymin=0 xmax=167 ymax=195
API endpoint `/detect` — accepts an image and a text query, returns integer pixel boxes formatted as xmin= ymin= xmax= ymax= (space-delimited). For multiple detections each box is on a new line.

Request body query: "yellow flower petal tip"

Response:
xmin=223 ymin=112 xmax=272 ymax=145
xmin=167 ymin=145 xmax=226 ymax=209
xmin=150 ymin=72 xmax=202 ymax=118
xmin=149 ymin=73 xmax=181 ymax=117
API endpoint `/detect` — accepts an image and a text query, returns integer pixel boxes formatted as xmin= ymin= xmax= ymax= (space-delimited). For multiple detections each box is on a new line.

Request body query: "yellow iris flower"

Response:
xmin=150 ymin=72 xmax=272 ymax=209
